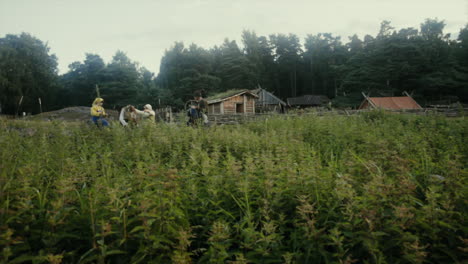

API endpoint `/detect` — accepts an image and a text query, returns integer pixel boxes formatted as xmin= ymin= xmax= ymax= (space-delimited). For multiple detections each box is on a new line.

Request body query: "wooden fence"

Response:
xmin=205 ymin=107 xmax=467 ymax=125
xmin=154 ymin=107 xmax=173 ymax=123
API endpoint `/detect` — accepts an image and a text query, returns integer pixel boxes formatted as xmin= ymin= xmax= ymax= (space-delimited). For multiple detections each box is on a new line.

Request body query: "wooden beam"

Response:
xmin=361 ymin=92 xmax=377 ymax=109
xmin=243 ymin=95 xmax=247 ymax=114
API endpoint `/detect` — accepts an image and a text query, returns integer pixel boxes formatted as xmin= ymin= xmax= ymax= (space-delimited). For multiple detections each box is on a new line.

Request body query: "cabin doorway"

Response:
xmin=236 ymin=103 xmax=244 ymax=113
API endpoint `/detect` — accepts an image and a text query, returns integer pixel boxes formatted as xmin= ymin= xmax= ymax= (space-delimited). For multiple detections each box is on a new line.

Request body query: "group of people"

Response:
xmin=90 ymin=97 xmax=155 ymax=127
xmin=90 ymin=90 xmax=208 ymax=127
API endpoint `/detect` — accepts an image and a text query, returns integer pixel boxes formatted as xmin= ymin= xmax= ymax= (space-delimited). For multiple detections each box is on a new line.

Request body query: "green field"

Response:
xmin=1 ymin=112 xmax=467 ymax=264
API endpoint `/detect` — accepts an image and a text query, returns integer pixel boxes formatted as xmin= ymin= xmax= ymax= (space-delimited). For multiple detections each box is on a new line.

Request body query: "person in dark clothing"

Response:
xmin=194 ymin=90 xmax=208 ymax=124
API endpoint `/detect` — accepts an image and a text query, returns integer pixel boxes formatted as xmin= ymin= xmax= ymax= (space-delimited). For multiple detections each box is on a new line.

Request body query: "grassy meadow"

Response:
xmin=0 ymin=112 xmax=467 ymax=264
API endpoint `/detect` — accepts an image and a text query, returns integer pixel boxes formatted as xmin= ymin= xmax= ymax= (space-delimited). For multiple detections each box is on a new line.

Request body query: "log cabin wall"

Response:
xmin=208 ymin=94 xmax=256 ymax=115
xmin=210 ymin=103 xmax=221 ymax=114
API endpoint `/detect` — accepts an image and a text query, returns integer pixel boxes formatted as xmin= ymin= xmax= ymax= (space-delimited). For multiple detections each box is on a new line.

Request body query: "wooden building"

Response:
xmin=359 ymin=92 xmax=422 ymax=110
xmin=207 ymin=90 xmax=258 ymax=115
xmin=251 ymin=88 xmax=287 ymax=113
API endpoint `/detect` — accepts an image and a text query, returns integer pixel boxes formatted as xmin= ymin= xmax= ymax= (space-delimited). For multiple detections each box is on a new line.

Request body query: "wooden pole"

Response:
xmin=16 ymin=96 xmax=23 ymax=117
xmin=38 ymin=97 xmax=42 ymax=113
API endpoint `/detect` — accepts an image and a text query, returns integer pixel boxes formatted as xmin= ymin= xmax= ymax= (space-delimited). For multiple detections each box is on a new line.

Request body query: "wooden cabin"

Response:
xmin=359 ymin=92 xmax=422 ymax=110
xmin=251 ymin=88 xmax=287 ymax=113
xmin=207 ymin=90 xmax=258 ymax=115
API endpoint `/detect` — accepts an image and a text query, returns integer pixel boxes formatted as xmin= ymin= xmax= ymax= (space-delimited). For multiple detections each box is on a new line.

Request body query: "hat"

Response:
xmin=144 ymin=104 xmax=153 ymax=110
xmin=93 ymin=98 xmax=104 ymax=105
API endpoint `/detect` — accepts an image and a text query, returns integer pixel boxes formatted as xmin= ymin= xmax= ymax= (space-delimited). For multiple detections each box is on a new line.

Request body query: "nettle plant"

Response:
xmin=0 ymin=112 xmax=466 ymax=264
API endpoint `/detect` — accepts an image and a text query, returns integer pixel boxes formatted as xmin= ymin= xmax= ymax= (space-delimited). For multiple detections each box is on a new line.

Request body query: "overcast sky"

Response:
xmin=1 ymin=0 xmax=467 ymax=75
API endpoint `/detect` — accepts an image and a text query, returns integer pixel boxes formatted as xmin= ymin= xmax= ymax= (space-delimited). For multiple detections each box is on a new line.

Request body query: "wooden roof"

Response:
xmin=207 ymin=90 xmax=258 ymax=104
xmin=359 ymin=94 xmax=422 ymax=110
xmin=251 ymin=88 xmax=287 ymax=106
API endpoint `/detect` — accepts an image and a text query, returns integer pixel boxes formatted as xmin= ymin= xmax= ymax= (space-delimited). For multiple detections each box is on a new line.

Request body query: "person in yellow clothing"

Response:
xmin=90 ymin=98 xmax=109 ymax=127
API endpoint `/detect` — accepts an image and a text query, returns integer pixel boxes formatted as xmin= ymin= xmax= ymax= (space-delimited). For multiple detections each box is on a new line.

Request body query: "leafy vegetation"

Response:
xmin=1 ymin=112 xmax=466 ymax=263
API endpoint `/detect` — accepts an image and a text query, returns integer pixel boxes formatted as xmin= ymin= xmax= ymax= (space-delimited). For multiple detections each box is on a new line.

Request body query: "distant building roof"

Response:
xmin=251 ymin=88 xmax=286 ymax=106
xmin=287 ymin=95 xmax=330 ymax=106
xmin=207 ymin=90 xmax=258 ymax=104
xmin=359 ymin=96 xmax=422 ymax=110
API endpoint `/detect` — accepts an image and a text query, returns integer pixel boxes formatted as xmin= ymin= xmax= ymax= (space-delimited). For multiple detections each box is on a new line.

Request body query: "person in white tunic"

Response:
xmin=132 ymin=104 xmax=156 ymax=123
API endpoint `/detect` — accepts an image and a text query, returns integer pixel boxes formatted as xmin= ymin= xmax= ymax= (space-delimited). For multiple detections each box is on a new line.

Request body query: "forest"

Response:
xmin=0 ymin=18 xmax=467 ymax=115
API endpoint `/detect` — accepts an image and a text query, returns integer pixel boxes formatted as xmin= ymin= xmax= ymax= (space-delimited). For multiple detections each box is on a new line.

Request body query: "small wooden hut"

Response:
xmin=207 ymin=90 xmax=258 ymax=115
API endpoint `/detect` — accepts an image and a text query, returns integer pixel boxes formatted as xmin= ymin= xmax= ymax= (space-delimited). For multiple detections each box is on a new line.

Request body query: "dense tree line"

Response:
xmin=157 ymin=19 xmax=468 ymax=108
xmin=58 ymin=51 xmax=157 ymax=110
xmin=0 ymin=19 xmax=467 ymax=114
xmin=0 ymin=36 xmax=158 ymax=114
xmin=0 ymin=33 xmax=59 ymax=114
